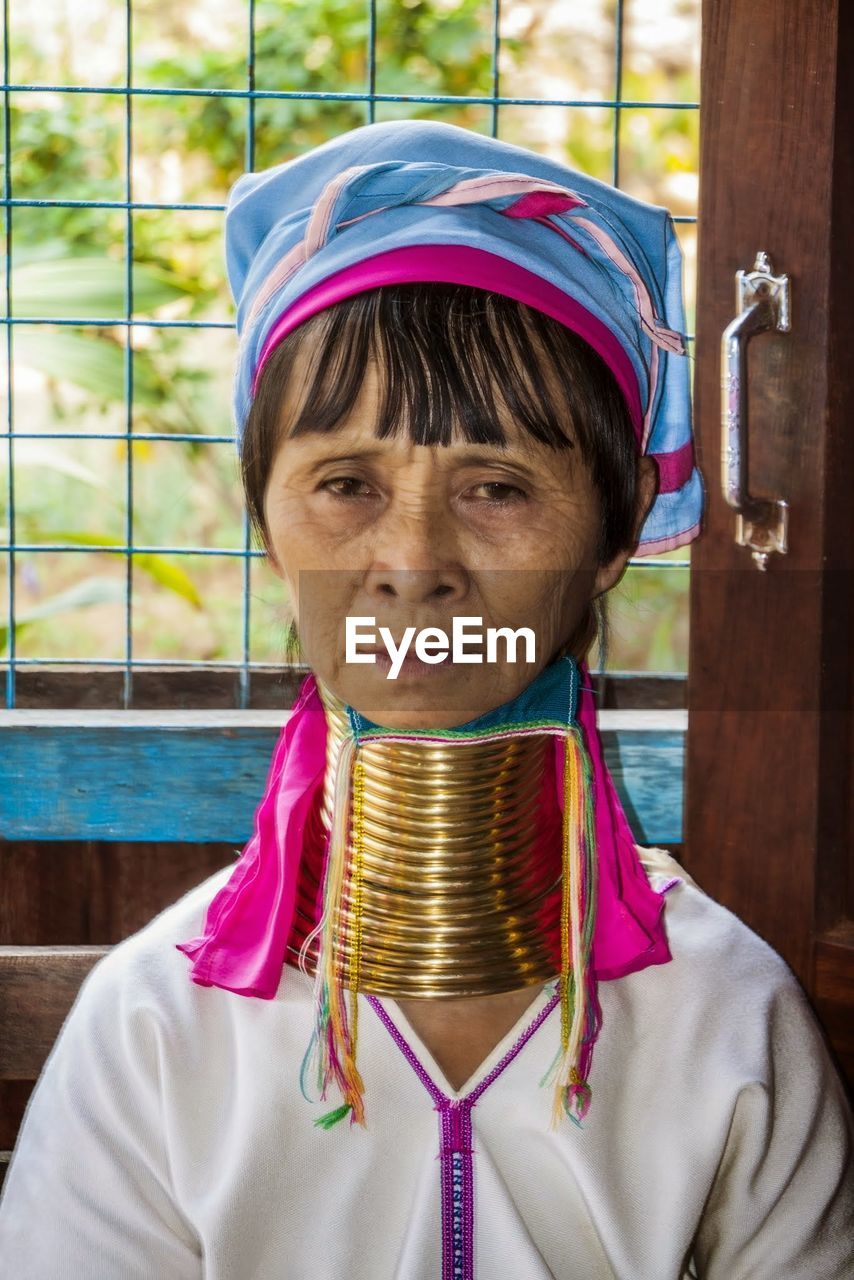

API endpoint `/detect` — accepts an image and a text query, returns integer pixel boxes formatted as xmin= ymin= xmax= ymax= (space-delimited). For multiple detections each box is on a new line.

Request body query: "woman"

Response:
xmin=0 ymin=119 xmax=851 ymax=1278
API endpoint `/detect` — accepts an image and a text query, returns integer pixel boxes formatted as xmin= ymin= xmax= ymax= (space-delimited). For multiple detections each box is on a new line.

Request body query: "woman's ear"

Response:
xmin=260 ymin=516 xmax=286 ymax=580
xmin=629 ymin=454 xmax=659 ymax=546
xmin=591 ymin=455 xmax=659 ymax=599
xmin=265 ymin=545 xmax=285 ymax=579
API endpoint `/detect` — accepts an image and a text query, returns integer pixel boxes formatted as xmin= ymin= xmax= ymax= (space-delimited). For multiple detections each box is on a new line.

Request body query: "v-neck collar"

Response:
xmin=364 ymin=983 xmax=560 ymax=1280
xmin=368 ymin=981 xmax=560 ymax=1102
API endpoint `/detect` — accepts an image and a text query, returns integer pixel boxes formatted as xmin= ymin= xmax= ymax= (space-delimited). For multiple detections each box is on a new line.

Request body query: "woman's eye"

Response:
xmin=469 ymin=481 xmax=528 ymax=505
xmin=319 ymin=475 xmax=374 ymax=498
xmin=317 ymin=477 xmax=526 ymax=504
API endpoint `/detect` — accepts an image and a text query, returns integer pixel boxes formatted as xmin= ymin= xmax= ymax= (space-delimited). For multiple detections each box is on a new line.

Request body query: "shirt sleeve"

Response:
xmin=0 ymin=949 xmax=203 ymax=1278
xmin=692 ymin=969 xmax=854 ymax=1280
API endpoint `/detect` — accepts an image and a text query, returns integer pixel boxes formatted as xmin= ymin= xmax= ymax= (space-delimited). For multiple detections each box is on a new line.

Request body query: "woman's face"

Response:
xmin=263 ymin=350 xmax=656 ymax=729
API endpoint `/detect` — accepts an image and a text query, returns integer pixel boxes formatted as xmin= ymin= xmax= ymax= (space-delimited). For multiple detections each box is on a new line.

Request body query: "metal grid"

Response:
xmin=1 ymin=0 xmax=699 ymax=710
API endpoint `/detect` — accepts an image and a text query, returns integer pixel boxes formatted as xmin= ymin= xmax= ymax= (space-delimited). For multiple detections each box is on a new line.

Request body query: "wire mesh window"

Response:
xmin=1 ymin=0 xmax=700 ymax=709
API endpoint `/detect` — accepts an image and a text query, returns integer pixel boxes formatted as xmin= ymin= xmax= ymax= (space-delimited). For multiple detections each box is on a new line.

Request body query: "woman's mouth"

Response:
xmin=370 ymin=650 xmax=453 ymax=679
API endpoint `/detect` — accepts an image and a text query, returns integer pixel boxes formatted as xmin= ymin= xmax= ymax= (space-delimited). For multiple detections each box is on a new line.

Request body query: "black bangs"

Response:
xmin=282 ymin=284 xmax=582 ymax=452
xmin=242 ymin=281 xmax=640 ymax=568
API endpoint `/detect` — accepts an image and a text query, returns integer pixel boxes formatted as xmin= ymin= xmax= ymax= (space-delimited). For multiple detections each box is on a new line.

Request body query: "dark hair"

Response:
xmin=242 ymin=283 xmax=645 ymax=668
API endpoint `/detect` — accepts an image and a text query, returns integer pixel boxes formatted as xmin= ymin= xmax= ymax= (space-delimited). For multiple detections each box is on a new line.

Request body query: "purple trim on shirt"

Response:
xmin=368 ymin=989 xmax=560 ymax=1280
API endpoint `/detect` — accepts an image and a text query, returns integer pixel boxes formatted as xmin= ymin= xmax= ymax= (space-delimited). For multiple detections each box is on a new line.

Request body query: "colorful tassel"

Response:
xmin=300 ymin=709 xmax=600 ymax=1134
xmin=298 ymin=732 xmax=367 ymax=1127
xmin=313 ymin=1102 xmax=353 ymax=1130
xmin=539 ymin=726 xmax=599 ymax=1129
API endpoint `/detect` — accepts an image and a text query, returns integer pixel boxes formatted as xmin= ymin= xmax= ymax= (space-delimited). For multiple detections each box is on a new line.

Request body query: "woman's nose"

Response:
xmin=364 ymin=506 xmax=469 ymax=604
xmin=364 ymin=564 xmax=468 ymax=604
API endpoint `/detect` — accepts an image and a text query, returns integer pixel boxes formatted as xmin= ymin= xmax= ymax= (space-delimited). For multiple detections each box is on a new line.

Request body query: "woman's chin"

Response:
xmin=322 ymin=659 xmax=527 ymax=730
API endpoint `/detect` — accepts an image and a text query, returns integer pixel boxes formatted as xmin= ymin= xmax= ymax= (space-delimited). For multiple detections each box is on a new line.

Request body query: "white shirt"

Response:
xmin=1 ymin=849 xmax=852 ymax=1279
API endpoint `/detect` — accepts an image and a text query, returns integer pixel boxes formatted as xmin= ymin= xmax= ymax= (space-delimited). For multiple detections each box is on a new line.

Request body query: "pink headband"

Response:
xmin=251 ymin=244 xmax=645 ymax=443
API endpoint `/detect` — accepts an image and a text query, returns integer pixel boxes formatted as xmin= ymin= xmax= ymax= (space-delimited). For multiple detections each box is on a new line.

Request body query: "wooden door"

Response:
xmin=686 ymin=0 xmax=853 ymax=1088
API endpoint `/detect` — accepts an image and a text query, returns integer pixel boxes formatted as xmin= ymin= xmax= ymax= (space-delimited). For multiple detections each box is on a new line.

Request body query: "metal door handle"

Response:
xmin=721 ymin=251 xmax=791 ymax=570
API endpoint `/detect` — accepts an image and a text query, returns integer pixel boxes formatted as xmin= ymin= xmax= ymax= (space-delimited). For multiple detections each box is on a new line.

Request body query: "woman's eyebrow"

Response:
xmin=304 ymin=448 xmax=389 ymax=475
xmin=449 ymin=447 xmax=540 ymax=474
xmin=303 ymin=445 xmax=543 ymax=478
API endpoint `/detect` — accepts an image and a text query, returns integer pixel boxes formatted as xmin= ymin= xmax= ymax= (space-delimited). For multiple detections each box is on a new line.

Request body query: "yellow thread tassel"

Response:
xmin=313 ymin=734 xmax=367 ymax=1126
xmin=550 ymin=729 xmax=587 ymax=1129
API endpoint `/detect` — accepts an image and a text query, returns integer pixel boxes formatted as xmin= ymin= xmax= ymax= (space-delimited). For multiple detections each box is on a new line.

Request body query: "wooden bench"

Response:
xmin=0 ymin=947 xmax=107 ymax=1189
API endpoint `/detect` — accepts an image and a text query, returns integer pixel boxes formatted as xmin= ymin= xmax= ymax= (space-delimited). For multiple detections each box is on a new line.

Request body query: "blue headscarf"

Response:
xmin=224 ymin=119 xmax=704 ymax=554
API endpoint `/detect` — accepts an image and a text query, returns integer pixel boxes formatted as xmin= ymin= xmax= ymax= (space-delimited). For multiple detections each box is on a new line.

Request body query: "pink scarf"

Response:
xmin=176 ymin=659 xmax=672 ymax=996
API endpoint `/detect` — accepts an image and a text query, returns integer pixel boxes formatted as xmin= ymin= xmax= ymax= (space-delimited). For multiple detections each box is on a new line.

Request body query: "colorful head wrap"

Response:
xmin=225 ymin=118 xmax=705 ymax=554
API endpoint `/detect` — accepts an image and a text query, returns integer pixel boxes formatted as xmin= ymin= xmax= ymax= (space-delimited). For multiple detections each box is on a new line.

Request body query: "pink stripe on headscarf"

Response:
xmin=638 ymin=519 xmax=701 ymax=556
xmin=571 ymin=215 xmax=685 ymax=455
xmin=245 ymin=173 xmax=585 ymax=330
xmin=251 ymin=243 xmax=645 ymax=443
xmin=417 ymin=174 xmax=583 ymax=209
xmin=652 ymin=438 xmax=695 ymax=495
xmin=502 ymin=191 xmax=585 ymax=218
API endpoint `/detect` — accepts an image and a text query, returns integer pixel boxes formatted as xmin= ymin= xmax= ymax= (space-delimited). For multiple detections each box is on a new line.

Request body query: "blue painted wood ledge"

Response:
xmin=0 ymin=709 xmax=687 ymax=845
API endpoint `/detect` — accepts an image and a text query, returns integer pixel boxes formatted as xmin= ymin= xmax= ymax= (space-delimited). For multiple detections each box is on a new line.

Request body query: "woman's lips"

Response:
xmin=370 ymin=650 xmax=454 ymax=679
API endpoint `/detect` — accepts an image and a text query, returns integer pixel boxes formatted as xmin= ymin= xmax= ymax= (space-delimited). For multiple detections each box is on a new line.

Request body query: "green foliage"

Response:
xmin=14 ymin=327 xmax=159 ymax=405
xmin=607 ymin=563 xmax=691 ymax=673
xmin=1 ymin=440 xmax=106 ymax=490
xmin=0 ymin=576 xmax=125 ymax=654
xmin=11 ymin=255 xmax=188 ymax=319
xmin=4 ymin=0 xmax=698 ymax=669
xmin=22 ymin=532 xmax=203 ymax=608
xmin=10 ymin=252 xmax=209 ymax=416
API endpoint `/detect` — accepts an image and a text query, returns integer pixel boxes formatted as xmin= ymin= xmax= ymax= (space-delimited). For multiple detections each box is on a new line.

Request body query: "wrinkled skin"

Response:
xmin=263 ymin=351 xmax=657 ymax=730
